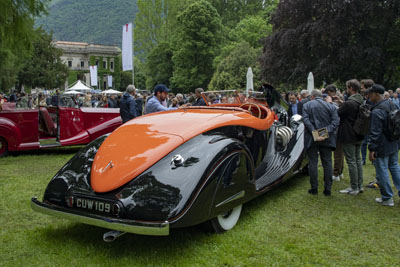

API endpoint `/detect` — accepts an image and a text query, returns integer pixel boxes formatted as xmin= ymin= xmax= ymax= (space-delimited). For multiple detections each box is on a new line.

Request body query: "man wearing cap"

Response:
xmin=120 ymin=84 xmax=137 ymax=123
xmin=368 ymin=84 xmax=400 ymax=207
xmin=145 ymin=84 xmax=178 ymax=114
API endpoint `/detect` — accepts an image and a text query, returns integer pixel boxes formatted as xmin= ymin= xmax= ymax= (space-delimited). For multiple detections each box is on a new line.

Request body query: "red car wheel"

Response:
xmin=0 ymin=137 xmax=8 ymax=157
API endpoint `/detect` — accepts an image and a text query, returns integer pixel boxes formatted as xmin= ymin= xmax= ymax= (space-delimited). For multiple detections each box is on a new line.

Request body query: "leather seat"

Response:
xmin=39 ymin=107 xmax=57 ymax=135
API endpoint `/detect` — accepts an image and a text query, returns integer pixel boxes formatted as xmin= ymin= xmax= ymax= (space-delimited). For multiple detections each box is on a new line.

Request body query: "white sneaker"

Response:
xmin=375 ymin=198 xmax=394 ymax=206
xmin=332 ymin=175 xmax=340 ymax=181
xmin=339 ymin=187 xmax=359 ymax=195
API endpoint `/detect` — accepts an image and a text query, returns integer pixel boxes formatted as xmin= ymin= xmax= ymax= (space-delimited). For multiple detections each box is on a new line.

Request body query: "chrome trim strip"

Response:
xmin=215 ymin=190 xmax=245 ymax=208
xmin=31 ymin=198 xmax=169 ymax=236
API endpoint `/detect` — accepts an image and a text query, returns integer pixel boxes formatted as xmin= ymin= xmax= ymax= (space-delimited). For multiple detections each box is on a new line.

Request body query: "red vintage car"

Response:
xmin=0 ymin=100 xmax=122 ymax=156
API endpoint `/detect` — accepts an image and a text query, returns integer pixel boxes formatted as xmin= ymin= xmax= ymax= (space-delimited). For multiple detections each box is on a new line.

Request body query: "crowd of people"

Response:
xmin=287 ymin=80 xmax=400 ymax=207
xmin=0 ymin=86 xmax=208 ymax=113
xmin=2 ymin=80 xmax=400 ymax=207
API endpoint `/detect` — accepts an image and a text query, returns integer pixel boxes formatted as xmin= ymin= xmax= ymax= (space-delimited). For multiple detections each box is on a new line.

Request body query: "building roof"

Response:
xmin=54 ymin=41 xmax=121 ymax=55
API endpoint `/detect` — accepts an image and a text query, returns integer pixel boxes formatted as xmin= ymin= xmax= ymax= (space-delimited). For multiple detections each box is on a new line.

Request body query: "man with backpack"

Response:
xmin=337 ymin=79 xmax=365 ymax=195
xmin=368 ymin=84 xmax=400 ymax=207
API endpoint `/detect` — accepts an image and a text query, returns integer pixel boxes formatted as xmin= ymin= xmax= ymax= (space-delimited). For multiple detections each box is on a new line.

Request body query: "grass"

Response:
xmin=1 ymin=148 xmax=400 ymax=266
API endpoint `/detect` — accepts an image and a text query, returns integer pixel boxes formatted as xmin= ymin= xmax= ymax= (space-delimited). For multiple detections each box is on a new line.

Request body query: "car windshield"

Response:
xmin=201 ymin=90 xmax=268 ymax=106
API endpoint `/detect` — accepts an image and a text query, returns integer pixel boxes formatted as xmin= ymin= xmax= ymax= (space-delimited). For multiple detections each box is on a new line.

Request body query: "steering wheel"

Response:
xmin=239 ymin=103 xmax=262 ymax=119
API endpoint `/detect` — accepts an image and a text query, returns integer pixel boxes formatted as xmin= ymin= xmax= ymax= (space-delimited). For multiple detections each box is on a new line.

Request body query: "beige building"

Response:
xmin=54 ymin=41 xmax=121 ymax=89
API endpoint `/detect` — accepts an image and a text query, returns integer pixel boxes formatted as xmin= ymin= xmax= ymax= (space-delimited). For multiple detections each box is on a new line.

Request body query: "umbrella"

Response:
xmin=307 ymin=72 xmax=314 ymax=93
xmin=246 ymin=67 xmax=253 ymax=98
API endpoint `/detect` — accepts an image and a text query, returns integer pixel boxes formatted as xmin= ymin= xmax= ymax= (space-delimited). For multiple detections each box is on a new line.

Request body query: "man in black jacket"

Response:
xmin=303 ymin=89 xmax=340 ymax=196
xmin=337 ymin=79 xmax=365 ymax=195
xmin=193 ymin=88 xmax=206 ymax=106
xmin=368 ymin=84 xmax=400 ymax=207
xmin=119 ymin=85 xmax=137 ymax=123
xmin=287 ymin=92 xmax=303 ymax=119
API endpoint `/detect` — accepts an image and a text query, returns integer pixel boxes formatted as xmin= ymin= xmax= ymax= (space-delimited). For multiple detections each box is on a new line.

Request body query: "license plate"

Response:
xmin=68 ymin=196 xmax=119 ymax=215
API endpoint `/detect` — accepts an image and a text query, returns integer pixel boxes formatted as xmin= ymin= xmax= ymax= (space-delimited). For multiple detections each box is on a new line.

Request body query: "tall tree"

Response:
xmin=207 ymin=0 xmax=276 ymax=28
xmin=0 ymin=0 xmax=48 ymax=91
xmin=145 ymin=41 xmax=174 ymax=89
xmin=260 ymin=0 xmax=400 ymax=88
xmin=229 ymin=15 xmax=272 ymax=49
xmin=171 ymin=0 xmax=222 ymax=92
xmin=210 ymin=14 xmax=273 ymax=89
xmin=134 ymin=0 xmax=190 ymax=59
xmin=17 ymin=28 xmax=68 ymax=89
xmin=209 ymin=41 xmax=261 ymax=91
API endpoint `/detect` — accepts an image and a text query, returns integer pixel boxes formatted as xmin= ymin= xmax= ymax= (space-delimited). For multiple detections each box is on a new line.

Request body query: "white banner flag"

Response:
xmin=107 ymin=75 xmax=113 ymax=88
xmin=90 ymin=65 xmax=98 ymax=87
xmin=122 ymin=22 xmax=133 ymax=71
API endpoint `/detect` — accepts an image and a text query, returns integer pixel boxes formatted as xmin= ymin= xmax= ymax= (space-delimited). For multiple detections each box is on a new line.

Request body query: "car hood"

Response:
xmin=91 ymin=108 xmax=274 ymax=192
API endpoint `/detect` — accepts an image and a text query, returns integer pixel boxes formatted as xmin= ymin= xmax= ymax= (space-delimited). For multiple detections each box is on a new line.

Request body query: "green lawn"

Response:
xmin=1 ymin=148 xmax=400 ymax=266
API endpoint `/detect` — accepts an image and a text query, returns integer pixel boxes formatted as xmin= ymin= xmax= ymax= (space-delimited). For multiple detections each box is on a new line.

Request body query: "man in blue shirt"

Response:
xmin=145 ymin=84 xmax=178 ymax=114
xmin=392 ymin=92 xmax=400 ymax=109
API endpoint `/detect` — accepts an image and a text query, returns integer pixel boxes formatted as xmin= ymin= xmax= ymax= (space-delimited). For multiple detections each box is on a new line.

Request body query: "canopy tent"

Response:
xmin=103 ymin=89 xmax=123 ymax=95
xmin=67 ymin=80 xmax=92 ymax=92
xmin=63 ymin=90 xmax=82 ymax=95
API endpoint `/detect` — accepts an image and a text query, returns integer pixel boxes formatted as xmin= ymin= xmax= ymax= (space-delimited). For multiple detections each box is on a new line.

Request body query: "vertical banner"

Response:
xmin=122 ymin=22 xmax=133 ymax=71
xmin=90 ymin=66 xmax=98 ymax=87
xmin=107 ymin=75 xmax=113 ymax=88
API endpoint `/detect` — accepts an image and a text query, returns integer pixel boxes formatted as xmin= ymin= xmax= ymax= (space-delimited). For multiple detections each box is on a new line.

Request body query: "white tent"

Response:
xmin=63 ymin=90 xmax=82 ymax=95
xmin=103 ymin=89 xmax=123 ymax=95
xmin=67 ymin=80 xmax=92 ymax=92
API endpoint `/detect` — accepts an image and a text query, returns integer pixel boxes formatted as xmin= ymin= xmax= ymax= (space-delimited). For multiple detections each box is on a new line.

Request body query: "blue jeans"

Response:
xmin=374 ymin=152 xmax=400 ymax=200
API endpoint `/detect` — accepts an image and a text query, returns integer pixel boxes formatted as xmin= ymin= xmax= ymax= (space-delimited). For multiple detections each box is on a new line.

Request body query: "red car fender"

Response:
xmin=86 ymin=116 xmax=122 ymax=141
xmin=0 ymin=117 xmax=22 ymax=151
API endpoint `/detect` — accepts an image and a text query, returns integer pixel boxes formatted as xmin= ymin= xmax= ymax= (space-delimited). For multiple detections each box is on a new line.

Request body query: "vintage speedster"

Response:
xmin=0 ymin=98 xmax=121 ymax=156
xmin=31 ymin=87 xmax=307 ymax=241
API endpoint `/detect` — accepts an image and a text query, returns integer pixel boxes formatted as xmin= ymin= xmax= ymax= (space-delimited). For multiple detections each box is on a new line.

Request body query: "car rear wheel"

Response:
xmin=207 ymin=204 xmax=242 ymax=233
xmin=0 ymin=137 xmax=8 ymax=157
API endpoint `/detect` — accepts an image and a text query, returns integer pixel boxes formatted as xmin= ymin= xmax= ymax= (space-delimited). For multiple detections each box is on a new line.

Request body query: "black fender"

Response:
xmin=116 ymin=133 xmax=254 ymax=226
xmin=169 ymin=138 xmax=255 ymax=228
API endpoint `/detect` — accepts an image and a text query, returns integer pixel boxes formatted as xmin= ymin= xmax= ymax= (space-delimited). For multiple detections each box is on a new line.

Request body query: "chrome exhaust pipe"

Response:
xmin=103 ymin=230 xmax=126 ymax=242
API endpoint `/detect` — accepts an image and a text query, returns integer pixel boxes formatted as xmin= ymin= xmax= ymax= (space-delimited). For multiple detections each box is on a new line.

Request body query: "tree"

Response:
xmin=171 ymin=0 xmax=222 ymax=92
xmin=119 ymin=57 xmax=146 ymax=91
xmin=17 ymin=28 xmax=68 ymax=89
xmin=260 ymin=0 xmax=400 ymax=88
xmin=229 ymin=15 xmax=272 ymax=49
xmin=145 ymin=41 xmax=174 ymax=90
xmin=209 ymin=42 xmax=261 ymax=91
xmin=207 ymin=0 xmax=275 ymax=28
xmin=0 ymin=0 xmax=48 ymax=91
xmin=134 ymin=0 xmax=190 ymax=60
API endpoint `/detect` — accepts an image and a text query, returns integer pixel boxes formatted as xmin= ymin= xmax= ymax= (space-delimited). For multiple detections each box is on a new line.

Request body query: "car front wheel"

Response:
xmin=0 ymin=137 xmax=8 ymax=157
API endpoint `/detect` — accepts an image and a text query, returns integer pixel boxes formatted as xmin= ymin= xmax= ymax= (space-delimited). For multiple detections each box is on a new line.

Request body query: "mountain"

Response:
xmin=36 ymin=0 xmax=138 ymax=47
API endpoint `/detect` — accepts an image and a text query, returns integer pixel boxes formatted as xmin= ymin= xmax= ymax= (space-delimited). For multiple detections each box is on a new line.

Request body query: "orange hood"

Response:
xmin=91 ymin=108 xmax=274 ymax=192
